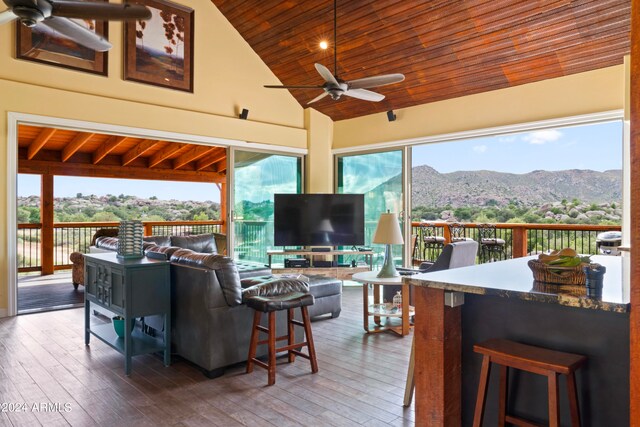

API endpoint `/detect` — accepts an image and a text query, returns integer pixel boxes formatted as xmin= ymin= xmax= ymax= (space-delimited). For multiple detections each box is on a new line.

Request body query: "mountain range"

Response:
xmin=410 ymin=166 xmax=622 ymax=208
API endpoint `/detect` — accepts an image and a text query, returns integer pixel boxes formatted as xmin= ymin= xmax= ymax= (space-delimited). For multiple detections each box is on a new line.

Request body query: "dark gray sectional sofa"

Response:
xmin=92 ymin=233 xmax=341 ymax=377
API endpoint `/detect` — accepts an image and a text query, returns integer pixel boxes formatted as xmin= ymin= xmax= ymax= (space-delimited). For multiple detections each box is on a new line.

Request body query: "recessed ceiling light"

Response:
xmin=319 ymin=40 xmax=328 ymax=50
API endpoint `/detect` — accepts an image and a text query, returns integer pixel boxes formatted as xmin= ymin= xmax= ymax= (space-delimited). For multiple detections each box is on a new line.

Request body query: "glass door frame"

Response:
xmin=227 ymin=146 xmax=305 ymax=260
xmin=334 ymin=146 xmax=412 ymax=267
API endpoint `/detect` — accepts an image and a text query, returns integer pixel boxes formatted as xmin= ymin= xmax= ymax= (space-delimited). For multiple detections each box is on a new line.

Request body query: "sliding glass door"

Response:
xmin=232 ymin=150 xmax=302 ymax=263
xmin=336 ymin=149 xmax=405 ymax=267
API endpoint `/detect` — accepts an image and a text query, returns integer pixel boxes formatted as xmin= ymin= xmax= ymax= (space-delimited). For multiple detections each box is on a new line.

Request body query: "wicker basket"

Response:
xmin=527 ymin=259 xmax=586 ymax=286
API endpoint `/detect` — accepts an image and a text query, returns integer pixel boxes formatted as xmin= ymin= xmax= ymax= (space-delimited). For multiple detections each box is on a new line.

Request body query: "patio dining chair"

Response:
xmin=419 ymin=222 xmax=445 ymax=262
xmin=476 ymin=223 xmax=506 ymax=263
xmin=447 ymin=222 xmax=468 ymax=242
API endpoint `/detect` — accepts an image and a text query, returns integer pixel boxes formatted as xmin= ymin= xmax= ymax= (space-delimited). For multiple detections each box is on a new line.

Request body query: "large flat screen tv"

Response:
xmin=274 ymin=193 xmax=365 ymax=247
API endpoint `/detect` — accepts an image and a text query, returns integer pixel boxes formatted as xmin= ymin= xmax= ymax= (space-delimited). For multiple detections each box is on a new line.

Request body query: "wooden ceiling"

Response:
xmin=212 ymin=0 xmax=631 ymax=121
xmin=18 ymin=125 xmax=226 ymax=183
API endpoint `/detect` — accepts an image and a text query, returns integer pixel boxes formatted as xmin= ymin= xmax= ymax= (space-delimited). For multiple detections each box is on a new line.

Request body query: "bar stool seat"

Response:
xmin=244 ymin=278 xmax=318 ymax=386
xmin=473 ymin=338 xmax=586 ymax=427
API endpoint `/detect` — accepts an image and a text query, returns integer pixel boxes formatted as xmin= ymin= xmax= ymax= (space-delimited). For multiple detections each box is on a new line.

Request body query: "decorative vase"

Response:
xmin=117 ymin=220 xmax=144 ymax=259
xmin=112 ymin=316 xmax=135 ymax=338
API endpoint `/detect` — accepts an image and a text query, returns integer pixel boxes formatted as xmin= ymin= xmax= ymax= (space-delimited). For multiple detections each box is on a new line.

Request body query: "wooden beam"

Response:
xmin=149 ymin=143 xmax=184 ymax=167
xmin=630 ymin=0 xmax=640 ymax=420
xmin=122 ymin=139 xmax=160 ymax=166
xmin=20 ymin=158 xmax=225 ymax=183
xmin=93 ymin=136 xmax=128 ymax=164
xmin=41 ymin=174 xmax=54 ymax=276
xmin=196 ymin=148 xmax=226 ymax=171
xmin=220 ymin=182 xmax=227 ymax=234
xmin=173 ymin=145 xmax=214 ymax=169
xmin=27 ymin=128 xmax=57 ymax=160
xmin=213 ymin=158 xmax=227 ymax=172
xmin=61 ymin=132 xmax=94 ymax=162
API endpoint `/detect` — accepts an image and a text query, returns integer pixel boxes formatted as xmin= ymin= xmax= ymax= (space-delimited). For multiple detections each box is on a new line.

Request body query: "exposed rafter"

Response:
xmin=149 ymin=143 xmax=184 ymax=168
xmin=173 ymin=145 xmax=216 ymax=169
xmin=62 ymin=132 xmax=94 ymax=162
xmin=122 ymin=139 xmax=160 ymax=166
xmin=27 ymin=128 xmax=57 ymax=160
xmin=196 ymin=148 xmax=227 ymax=171
xmin=93 ymin=136 xmax=129 ymax=164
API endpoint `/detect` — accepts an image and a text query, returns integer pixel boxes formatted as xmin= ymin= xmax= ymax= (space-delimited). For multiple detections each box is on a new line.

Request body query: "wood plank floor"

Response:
xmin=0 ymin=286 xmax=415 ymax=426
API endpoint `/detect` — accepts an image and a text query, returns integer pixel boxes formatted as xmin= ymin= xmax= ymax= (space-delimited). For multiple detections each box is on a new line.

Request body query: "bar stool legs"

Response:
xmin=246 ymin=305 xmax=318 ymax=386
xmin=473 ymin=339 xmax=585 ymax=427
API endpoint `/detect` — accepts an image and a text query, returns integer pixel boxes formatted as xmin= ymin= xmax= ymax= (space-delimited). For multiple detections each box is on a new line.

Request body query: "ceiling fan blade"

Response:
xmin=40 ymin=16 xmax=111 ymax=51
xmin=50 ymin=0 xmax=151 ymax=20
xmin=348 ymin=73 xmax=405 ymax=90
xmin=0 ymin=9 xmax=17 ymax=25
xmin=264 ymin=85 xmax=324 ymax=89
xmin=343 ymin=88 xmax=385 ymax=102
xmin=307 ymin=91 xmax=329 ymax=105
xmin=314 ymin=63 xmax=339 ymax=86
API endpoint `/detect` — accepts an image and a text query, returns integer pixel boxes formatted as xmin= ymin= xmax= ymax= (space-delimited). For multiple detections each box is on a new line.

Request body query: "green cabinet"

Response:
xmin=84 ymin=252 xmax=170 ymax=375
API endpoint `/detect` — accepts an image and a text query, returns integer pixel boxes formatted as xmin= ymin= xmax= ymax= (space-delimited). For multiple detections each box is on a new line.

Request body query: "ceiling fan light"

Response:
xmin=319 ymin=40 xmax=328 ymax=50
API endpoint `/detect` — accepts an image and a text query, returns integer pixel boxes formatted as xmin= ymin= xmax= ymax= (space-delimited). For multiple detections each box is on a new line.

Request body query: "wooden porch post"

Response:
xmin=220 ymin=182 xmax=227 ymax=234
xmin=629 ymin=0 xmax=640 ymax=419
xmin=41 ymin=174 xmax=54 ymax=275
xmin=511 ymin=226 xmax=528 ymax=258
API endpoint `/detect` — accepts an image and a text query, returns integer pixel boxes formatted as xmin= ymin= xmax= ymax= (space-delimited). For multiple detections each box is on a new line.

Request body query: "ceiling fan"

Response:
xmin=0 ymin=0 xmax=151 ymax=51
xmin=264 ymin=0 xmax=405 ymax=104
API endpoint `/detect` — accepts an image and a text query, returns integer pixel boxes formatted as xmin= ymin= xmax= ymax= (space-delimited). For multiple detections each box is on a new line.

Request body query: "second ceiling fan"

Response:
xmin=264 ymin=0 xmax=404 ymax=104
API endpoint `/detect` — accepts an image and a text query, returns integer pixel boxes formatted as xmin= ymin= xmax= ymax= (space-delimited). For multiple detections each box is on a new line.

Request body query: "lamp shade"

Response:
xmin=372 ymin=212 xmax=404 ymax=245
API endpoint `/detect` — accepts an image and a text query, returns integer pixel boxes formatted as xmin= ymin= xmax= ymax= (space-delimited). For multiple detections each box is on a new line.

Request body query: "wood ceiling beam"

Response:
xmin=122 ymin=139 xmax=161 ymax=166
xmin=173 ymin=145 xmax=215 ymax=169
xmin=196 ymin=148 xmax=227 ymax=171
xmin=27 ymin=128 xmax=57 ymax=160
xmin=61 ymin=132 xmax=94 ymax=162
xmin=19 ymin=158 xmax=225 ymax=184
xmin=213 ymin=158 xmax=227 ymax=173
xmin=149 ymin=143 xmax=184 ymax=167
xmin=93 ymin=136 xmax=129 ymax=164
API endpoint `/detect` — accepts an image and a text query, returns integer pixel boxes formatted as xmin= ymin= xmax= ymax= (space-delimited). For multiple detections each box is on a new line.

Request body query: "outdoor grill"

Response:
xmin=596 ymin=231 xmax=623 ymax=256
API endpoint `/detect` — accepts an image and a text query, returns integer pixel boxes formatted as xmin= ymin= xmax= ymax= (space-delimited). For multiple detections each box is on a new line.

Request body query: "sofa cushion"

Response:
xmin=171 ymin=233 xmax=217 ymax=253
xmin=143 ymin=235 xmax=171 ymax=247
xmin=145 ymin=245 xmax=183 ymax=259
xmin=95 ymin=236 xmax=119 ymax=251
xmin=236 ymin=260 xmax=271 ymax=279
xmin=170 ymin=249 xmax=242 ymax=306
xmin=305 ymin=274 xmax=342 ymax=298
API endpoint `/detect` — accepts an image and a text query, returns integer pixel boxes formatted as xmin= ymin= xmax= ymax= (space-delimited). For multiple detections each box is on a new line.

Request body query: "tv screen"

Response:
xmin=274 ymin=194 xmax=365 ymax=247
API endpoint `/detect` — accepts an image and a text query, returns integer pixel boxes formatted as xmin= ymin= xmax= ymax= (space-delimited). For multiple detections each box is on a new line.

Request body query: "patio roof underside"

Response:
xmin=17 ymin=125 xmax=227 ymax=184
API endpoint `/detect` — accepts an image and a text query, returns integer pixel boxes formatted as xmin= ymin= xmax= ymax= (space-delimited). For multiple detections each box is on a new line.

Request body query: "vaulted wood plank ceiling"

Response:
xmin=212 ymin=0 xmax=630 ymax=121
xmin=18 ymin=125 xmax=227 ymax=183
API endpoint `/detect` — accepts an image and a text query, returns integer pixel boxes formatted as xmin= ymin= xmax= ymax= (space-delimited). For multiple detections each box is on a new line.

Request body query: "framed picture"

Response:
xmin=124 ymin=0 xmax=194 ymax=92
xmin=16 ymin=3 xmax=108 ymax=75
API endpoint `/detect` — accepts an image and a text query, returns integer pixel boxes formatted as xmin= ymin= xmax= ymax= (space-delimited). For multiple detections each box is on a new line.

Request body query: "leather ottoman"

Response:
xmin=241 ymin=274 xmax=342 ymax=320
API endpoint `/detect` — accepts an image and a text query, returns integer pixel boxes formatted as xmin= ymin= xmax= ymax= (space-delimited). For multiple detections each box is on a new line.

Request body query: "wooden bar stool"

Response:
xmin=244 ymin=279 xmax=318 ymax=386
xmin=473 ymin=338 xmax=586 ymax=427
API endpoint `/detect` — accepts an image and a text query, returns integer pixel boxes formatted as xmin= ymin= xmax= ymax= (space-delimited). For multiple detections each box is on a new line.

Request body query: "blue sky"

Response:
xmin=412 ymin=120 xmax=623 ymax=173
xmin=18 ymin=120 xmax=622 ymax=201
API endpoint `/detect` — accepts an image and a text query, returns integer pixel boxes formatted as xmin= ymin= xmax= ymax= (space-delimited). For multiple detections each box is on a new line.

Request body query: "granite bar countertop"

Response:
xmin=405 ymin=255 xmax=629 ymax=313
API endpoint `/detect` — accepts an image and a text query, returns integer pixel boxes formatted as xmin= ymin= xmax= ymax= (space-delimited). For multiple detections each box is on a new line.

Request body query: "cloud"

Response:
xmin=498 ymin=136 xmax=516 ymax=143
xmin=473 ymin=145 xmax=487 ymax=153
xmin=523 ymin=129 xmax=563 ymax=145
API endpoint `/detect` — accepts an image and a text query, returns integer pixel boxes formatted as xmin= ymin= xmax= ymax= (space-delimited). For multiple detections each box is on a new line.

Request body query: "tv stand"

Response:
xmin=267 ymin=249 xmax=374 ymax=281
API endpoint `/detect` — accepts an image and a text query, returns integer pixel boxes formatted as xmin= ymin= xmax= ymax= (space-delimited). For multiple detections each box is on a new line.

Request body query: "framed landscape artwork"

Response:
xmin=16 ymin=4 xmax=108 ymax=75
xmin=124 ymin=0 xmax=194 ymax=92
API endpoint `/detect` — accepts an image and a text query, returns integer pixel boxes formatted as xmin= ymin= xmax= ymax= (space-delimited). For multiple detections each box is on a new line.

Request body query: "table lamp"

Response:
xmin=373 ymin=211 xmax=404 ymax=278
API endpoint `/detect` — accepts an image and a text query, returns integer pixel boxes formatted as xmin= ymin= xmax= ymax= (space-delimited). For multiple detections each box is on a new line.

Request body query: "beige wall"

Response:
xmin=0 ymin=0 xmax=307 ymax=313
xmin=334 ymin=65 xmax=625 ymax=148
xmin=304 ymin=108 xmax=334 ymax=193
